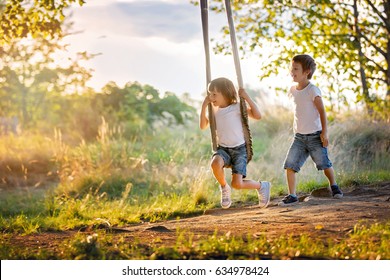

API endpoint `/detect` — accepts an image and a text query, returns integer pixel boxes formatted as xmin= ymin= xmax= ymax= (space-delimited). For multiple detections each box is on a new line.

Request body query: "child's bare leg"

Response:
xmin=231 ymin=174 xmax=261 ymax=190
xmin=210 ymin=155 xmax=227 ymax=187
xmin=286 ymin=168 xmax=297 ymax=195
xmin=323 ymin=167 xmax=336 ymax=186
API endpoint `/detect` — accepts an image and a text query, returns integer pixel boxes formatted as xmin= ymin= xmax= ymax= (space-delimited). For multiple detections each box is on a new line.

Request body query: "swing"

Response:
xmin=200 ymin=0 xmax=253 ymax=163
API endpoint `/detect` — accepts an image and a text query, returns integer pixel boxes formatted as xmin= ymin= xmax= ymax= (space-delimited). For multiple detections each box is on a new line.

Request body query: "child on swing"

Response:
xmin=200 ymin=77 xmax=271 ymax=209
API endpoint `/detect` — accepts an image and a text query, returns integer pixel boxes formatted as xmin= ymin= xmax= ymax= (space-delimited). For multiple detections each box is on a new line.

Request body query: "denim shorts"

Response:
xmin=283 ymin=131 xmax=332 ymax=172
xmin=213 ymin=144 xmax=247 ymax=177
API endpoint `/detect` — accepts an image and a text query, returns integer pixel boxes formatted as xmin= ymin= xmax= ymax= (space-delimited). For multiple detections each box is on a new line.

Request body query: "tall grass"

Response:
xmin=0 ymin=122 xmax=218 ymax=233
xmin=247 ymin=105 xmax=390 ymax=195
xmin=0 ymin=107 xmax=389 ymax=234
xmin=0 ymin=133 xmax=58 ymax=188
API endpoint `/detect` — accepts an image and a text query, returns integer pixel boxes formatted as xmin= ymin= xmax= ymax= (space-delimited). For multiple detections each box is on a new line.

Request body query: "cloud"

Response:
xmin=73 ymin=1 xmax=202 ymax=42
xmin=66 ymin=0 xmax=252 ymax=98
xmin=117 ymin=1 xmax=200 ymax=41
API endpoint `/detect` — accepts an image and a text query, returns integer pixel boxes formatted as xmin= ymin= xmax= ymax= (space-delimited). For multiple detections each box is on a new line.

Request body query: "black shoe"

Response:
xmin=279 ymin=194 xmax=298 ymax=206
xmin=331 ymin=185 xmax=343 ymax=199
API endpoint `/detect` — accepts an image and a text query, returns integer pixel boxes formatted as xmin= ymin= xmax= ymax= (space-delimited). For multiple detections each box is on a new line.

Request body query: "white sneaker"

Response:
xmin=220 ymin=184 xmax=232 ymax=209
xmin=257 ymin=181 xmax=271 ymax=208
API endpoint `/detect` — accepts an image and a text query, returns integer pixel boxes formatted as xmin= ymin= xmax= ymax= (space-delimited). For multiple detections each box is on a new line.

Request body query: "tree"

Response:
xmin=0 ymin=0 xmax=85 ymax=42
xmin=0 ymin=34 xmax=95 ymax=127
xmin=0 ymin=0 xmax=92 ymax=128
xmin=47 ymin=82 xmax=197 ymax=141
xmin=209 ymin=0 xmax=389 ymax=117
xmin=96 ymin=82 xmax=196 ymax=129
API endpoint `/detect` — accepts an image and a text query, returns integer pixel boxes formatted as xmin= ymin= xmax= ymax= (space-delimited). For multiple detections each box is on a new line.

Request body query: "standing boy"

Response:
xmin=281 ymin=54 xmax=343 ymax=206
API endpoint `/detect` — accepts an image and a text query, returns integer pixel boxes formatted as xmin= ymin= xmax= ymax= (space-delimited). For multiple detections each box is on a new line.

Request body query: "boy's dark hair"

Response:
xmin=208 ymin=77 xmax=237 ymax=104
xmin=292 ymin=54 xmax=316 ymax=79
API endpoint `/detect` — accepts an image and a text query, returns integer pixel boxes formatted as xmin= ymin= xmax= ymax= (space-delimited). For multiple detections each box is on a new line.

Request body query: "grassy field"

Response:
xmin=0 ymin=106 xmax=389 ymax=259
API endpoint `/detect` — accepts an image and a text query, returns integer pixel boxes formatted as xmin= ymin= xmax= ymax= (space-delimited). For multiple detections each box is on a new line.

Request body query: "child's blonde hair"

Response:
xmin=208 ymin=77 xmax=238 ymax=104
xmin=292 ymin=54 xmax=317 ymax=79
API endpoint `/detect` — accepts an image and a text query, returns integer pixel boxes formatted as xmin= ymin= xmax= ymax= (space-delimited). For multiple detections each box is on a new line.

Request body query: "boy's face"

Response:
xmin=208 ymin=89 xmax=229 ymax=108
xmin=290 ymin=61 xmax=310 ymax=83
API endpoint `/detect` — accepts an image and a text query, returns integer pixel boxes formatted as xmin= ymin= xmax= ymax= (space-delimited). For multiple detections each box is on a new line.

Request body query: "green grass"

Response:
xmin=0 ymin=187 xmax=214 ymax=233
xmin=0 ymin=110 xmax=389 ymax=259
xmin=1 ymin=222 xmax=388 ymax=260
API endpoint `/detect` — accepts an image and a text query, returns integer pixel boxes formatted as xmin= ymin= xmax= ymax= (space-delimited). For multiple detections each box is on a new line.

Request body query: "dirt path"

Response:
xmin=9 ymin=181 xmax=390 ymax=255
xmin=119 ymin=181 xmax=390 ymax=244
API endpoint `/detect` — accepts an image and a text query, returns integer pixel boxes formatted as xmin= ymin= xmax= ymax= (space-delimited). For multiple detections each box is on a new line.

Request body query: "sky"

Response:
xmin=64 ymin=0 xmax=280 ymax=100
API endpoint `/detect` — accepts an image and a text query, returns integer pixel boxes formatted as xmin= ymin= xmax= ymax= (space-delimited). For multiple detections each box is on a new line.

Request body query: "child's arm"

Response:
xmin=199 ymin=96 xmax=211 ymax=130
xmin=238 ymin=88 xmax=262 ymax=120
xmin=314 ymin=96 xmax=329 ymax=147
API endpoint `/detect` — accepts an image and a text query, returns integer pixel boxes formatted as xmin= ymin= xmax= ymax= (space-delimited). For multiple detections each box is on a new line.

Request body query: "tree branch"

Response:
xmin=365 ymin=0 xmax=390 ymax=31
xmin=359 ymin=32 xmax=387 ymax=58
xmin=366 ymin=75 xmax=387 ymax=83
xmin=365 ymin=57 xmax=386 ymax=74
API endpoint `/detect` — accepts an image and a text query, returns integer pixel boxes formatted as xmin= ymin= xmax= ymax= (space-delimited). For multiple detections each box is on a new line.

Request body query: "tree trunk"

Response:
xmin=353 ymin=0 xmax=372 ymax=113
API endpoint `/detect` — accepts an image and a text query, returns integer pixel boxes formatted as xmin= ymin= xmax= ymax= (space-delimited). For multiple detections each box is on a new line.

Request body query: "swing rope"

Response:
xmin=200 ymin=0 xmax=253 ymax=163
xmin=200 ymin=0 xmax=217 ymax=152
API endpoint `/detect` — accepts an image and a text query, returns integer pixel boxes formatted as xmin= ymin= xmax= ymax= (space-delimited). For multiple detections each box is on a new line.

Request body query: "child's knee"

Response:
xmin=231 ymin=179 xmax=243 ymax=189
xmin=286 ymin=168 xmax=297 ymax=173
xmin=210 ymin=155 xmax=224 ymax=170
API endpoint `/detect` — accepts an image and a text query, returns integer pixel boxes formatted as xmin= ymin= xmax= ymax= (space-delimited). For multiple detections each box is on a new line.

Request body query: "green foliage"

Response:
xmin=0 ymin=35 xmax=95 ymax=128
xmin=209 ymin=0 xmax=389 ymax=117
xmin=0 ymin=0 xmax=85 ymax=42
xmin=0 ymin=37 xmax=196 ymax=138
xmin=93 ymin=82 xmax=196 ymax=137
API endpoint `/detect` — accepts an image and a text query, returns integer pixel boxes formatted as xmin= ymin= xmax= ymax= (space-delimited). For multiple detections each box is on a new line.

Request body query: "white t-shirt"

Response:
xmin=214 ymin=103 xmax=245 ymax=148
xmin=289 ymin=83 xmax=322 ymax=134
